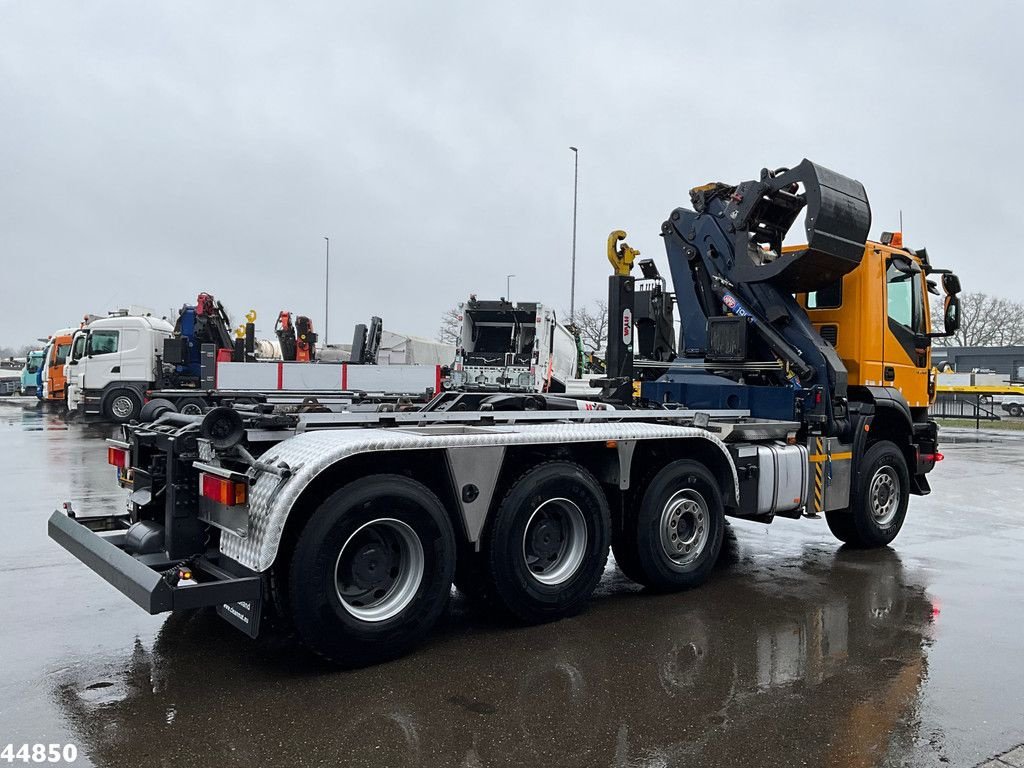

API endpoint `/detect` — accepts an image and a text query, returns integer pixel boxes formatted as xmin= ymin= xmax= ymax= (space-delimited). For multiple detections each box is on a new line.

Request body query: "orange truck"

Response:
xmin=40 ymin=328 xmax=76 ymax=403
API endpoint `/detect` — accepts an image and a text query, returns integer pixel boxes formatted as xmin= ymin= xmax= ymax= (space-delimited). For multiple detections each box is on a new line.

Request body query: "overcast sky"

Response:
xmin=1 ymin=1 xmax=1020 ymax=346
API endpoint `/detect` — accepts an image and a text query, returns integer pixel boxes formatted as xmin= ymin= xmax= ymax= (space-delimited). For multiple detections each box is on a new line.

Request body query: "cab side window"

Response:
xmin=806 ymin=278 xmax=843 ymax=309
xmin=886 ymin=262 xmax=923 ymax=332
xmin=87 ymin=330 xmax=119 ymax=356
xmin=70 ymin=335 xmax=86 ymax=361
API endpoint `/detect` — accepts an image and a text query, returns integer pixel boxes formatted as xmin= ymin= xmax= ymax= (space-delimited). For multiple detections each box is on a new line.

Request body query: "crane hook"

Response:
xmin=607 ymin=230 xmax=640 ymax=277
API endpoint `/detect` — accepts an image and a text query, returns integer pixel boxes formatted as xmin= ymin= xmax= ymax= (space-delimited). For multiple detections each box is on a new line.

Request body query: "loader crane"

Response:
xmin=48 ymin=159 xmax=959 ymax=667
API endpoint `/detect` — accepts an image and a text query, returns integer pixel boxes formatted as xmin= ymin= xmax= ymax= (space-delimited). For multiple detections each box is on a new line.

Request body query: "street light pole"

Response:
xmin=569 ymin=146 xmax=579 ymax=323
xmin=506 ymin=274 xmax=515 ymax=301
xmin=323 ymin=236 xmax=330 ymax=345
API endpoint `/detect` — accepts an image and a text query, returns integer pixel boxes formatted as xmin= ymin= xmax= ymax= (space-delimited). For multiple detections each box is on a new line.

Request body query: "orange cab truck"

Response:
xmin=40 ymin=328 xmax=76 ymax=403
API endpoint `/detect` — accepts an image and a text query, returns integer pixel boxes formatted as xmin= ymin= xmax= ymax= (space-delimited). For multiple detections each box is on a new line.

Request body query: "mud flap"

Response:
xmin=217 ymin=600 xmax=262 ymax=638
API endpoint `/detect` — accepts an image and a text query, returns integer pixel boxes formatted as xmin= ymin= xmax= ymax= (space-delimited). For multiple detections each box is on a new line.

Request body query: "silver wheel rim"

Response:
xmin=334 ymin=518 xmax=424 ymax=623
xmin=659 ymin=489 xmax=710 ymax=567
xmin=180 ymin=402 xmax=203 ymax=416
xmin=111 ymin=395 xmax=134 ymax=419
xmin=869 ymin=466 xmax=900 ymax=526
xmin=522 ymin=498 xmax=588 ymax=585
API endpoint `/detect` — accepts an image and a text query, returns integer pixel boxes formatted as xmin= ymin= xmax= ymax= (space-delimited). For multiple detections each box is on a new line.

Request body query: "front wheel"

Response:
xmin=1010 ymin=404 xmax=1022 ymax=418
xmin=613 ymin=460 xmax=725 ymax=591
xmin=825 ymin=439 xmax=910 ymax=548
xmin=288 ymin=474 xmax=456 ymax=666
xmin=104 ymin=390 xmax=141 ymax=423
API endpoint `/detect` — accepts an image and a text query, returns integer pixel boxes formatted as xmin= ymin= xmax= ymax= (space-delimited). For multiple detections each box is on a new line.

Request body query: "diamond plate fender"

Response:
xmin=221 ymin=422 xmax=737 ymax=572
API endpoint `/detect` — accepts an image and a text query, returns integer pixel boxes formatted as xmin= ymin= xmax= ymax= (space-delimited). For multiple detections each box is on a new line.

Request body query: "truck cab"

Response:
xmin=796 ymin=233 xmax=946 ymax=411
xmin=40 ymin=329 xmax=75 ymax=402
xmin=19 ymin=350 xmax=44 ymax=396
xmin=65 ymin=315 xmax=174 ymax=422
xmin=451 ymin=299 xmax=579 ymax=392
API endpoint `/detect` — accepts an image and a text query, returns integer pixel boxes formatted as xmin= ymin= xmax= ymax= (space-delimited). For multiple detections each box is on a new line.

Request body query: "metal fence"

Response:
xmin=930 ymin=393 xmax=1001 ymax=425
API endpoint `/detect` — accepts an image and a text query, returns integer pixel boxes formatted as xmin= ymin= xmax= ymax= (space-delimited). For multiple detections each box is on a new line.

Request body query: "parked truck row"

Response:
xmin=50 ymin=159 xmax=962 ymax=668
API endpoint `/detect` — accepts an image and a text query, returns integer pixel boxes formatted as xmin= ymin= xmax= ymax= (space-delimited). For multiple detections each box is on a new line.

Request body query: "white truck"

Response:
xmin=66 ymin=315 xmax=175 ymax=421
xmin=449 ymin=298 xmax=580 ymax=393
xmin=65 ymin=314 xmax=447 ymax=422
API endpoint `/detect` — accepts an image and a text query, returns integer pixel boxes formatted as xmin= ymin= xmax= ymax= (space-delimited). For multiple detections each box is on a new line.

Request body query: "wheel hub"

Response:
xmin=869 ymin=466 xmax=900 ymax=526
xmin=349 ymin=543 xmax=395 ymax=590
xmin=521 ymin=498 xmax=588 ymax=586
xmin=659 ymin=489 xmax=709 ymax=566
xmin=335 ymin=518 xmax=425 ymax=623
xmin=529 ymin=518 xmax=565 ymax=560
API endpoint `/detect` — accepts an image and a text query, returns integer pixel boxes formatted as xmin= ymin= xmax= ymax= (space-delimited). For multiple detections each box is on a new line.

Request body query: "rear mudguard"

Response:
xmin=219 ymin=423 xmax=737 ymax=572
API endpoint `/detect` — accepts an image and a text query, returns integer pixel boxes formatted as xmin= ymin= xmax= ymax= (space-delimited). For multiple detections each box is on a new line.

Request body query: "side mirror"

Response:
xmin=943 ymin=294 xmax=961 ymax=335
xmin=942 ymin=273 xmax=962 ymax=295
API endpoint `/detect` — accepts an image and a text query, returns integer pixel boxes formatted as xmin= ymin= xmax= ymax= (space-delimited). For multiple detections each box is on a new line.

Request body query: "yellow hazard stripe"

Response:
xmin=813 ymin=456 xmax=824 ymax=511
xmin=809 ymin=452 xmax=852 ymax=462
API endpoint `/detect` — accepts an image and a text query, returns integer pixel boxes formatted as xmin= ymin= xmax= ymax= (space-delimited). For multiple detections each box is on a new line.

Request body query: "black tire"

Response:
xmin=1010 ymin=404 xmax=1022 ymax=418
xmin=288 ymin=474 xmax=456 ymax=666
xmin=825 ymin=439 xmax=909 ymax=548
xmin=103 ymin=389 xmax=141 ymax=423
xmin=176 ymin=396 xmax=209 ymax=416
xmin=483 ymin=461 xmax=610 ymax=624
xmin=614 ymin=459 xmax=725 ymax=591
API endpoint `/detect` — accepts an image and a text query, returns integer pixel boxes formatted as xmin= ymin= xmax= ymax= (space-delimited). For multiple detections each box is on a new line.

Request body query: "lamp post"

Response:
xmin=569 ymin=146 xmax=579 ymax=323
xmin=506 ymin=274 xmax=515 ymax=301
xmin=323 ymin=236 xmax=330 ymax=345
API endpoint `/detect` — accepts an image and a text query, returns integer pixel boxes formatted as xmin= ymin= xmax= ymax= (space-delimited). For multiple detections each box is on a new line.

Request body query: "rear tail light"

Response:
xmin=200 ymin=473 xmax=248 ymax=506
xmin=920 ymin=452 xmax=944 ymax=463
xmin=107 ymin=446 xmax=128 ymax=468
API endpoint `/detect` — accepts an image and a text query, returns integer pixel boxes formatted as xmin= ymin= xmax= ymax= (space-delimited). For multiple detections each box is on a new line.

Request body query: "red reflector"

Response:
xmin=920 ymin=452 xmax=945 ymax=463
xmin=200 ymin=473 xmax=247 ymax=506
xmin=107 ymin=447 xmax=128 ymax=468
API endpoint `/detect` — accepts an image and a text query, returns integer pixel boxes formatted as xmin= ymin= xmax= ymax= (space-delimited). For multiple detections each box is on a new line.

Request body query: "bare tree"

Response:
xmin=437 ymin=307 xmax=462 ymax=345
xmin=569 ymin=300 xmax=608 ymax=355
xmin=930 ymin=292 xmax=1024 ymax=347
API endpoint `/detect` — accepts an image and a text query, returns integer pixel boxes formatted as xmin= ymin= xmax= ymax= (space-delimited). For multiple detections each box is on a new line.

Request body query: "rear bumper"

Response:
xmin=48 ymin=510 xmax=264 ymax=635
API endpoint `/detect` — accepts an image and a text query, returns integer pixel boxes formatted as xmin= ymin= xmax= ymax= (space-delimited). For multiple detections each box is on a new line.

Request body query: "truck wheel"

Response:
xmin=615 ymin=460 xmax=725 ymax=591
xmin=1010 ymin=404 xmax=1022 ymax=418
xmin=288 ymin=474 xmax=456 ymax=666
xmin=825 ymin=439 xmax=909 ymax=548
xmin=483 ymin=461 xmax=610 ymax=623
xmin=176 ymin=396 xmax=209 ymax=416
xmin=104 ymin=390 xmax=141 ymax=423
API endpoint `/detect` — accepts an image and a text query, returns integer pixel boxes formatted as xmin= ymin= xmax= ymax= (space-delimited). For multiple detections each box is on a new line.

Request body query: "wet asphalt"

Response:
xmin=1 ymin=399 xmax=1023 ymax=767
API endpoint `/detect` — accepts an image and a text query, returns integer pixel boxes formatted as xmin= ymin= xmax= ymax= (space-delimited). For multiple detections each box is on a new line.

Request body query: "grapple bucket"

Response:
xmin=734 ymin=159 xmax=872 ymax=292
